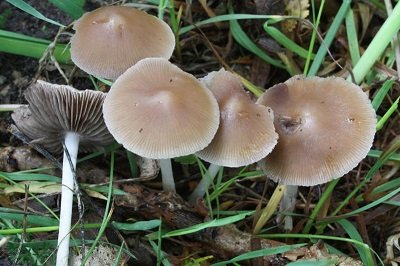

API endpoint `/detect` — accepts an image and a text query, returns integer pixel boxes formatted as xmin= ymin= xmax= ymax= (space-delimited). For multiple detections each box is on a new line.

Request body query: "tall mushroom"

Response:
xmin=12 ymin=81 xmax=114 ymax=266
xmin=70 ymin=6 xmax=175 ymax=80
xmin=103 ymin=57 xmax=220 ymax=192
xmin=255 ymin=75 xmax=376 ymax=230
xmin=189 ymin=69 xmax=278 ymax=202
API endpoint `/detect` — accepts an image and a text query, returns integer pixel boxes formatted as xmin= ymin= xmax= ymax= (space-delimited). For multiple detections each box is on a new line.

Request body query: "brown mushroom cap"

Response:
xmin=103 ymin=57 xmax=220 ymax=159
xmin=12 ymin=81 xmax=114 ymax=154
xmin=70 ymin=6 xmax=175 ymax=80
xmin=196 ymin=69 xmax=278 ymax=167
xmin=257 ymin=75 xmax=376 ymax=186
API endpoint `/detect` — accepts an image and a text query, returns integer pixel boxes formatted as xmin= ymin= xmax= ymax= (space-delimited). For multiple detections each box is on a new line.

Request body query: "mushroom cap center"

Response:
xmin=220 ymin=96 xmax=250 ymax=121
xmin=154 ymin=90 xmax=177 ymax=106
xmin=93 ymin=14 xmax=125 ymax=36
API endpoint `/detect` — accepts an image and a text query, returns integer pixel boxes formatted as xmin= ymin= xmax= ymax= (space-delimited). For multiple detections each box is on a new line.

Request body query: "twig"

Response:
xmin=384 ymin=0 xmax=400 ymax=80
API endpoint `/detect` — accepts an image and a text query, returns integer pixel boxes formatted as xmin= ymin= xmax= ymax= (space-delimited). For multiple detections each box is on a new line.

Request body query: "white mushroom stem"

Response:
xmin=277 ymin=185 xmax=298 ymax=231
xmin=56 ymin=132 xmax=80 ymax=266
xmin=158 ymin=159 xmax=175 ymax=192
xmin=188 ymin=164 xmax=222 ymax=204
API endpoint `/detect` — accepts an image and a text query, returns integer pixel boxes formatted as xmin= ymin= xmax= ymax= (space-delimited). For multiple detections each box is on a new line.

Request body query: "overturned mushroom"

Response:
xmin=70 ymin=6 xmax=175 ymax=80
xmin=189 ymin=69 xmax=278 ymax=202
xmin=257 ymin=75 xmax=376 ymax=186
xmin=12 ymin=81 xmax=114 ymax=266
xmin=103 ymin=57 xmax=220 ymax=192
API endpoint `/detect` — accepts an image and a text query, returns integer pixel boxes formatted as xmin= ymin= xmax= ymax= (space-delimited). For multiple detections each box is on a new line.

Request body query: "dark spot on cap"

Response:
xmin=279 ymin=115 xmax=302 ymax=135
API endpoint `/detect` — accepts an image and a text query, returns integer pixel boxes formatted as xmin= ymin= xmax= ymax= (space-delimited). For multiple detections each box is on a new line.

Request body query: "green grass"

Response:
xmin=1 ymin=0 xmax=400 ymax=265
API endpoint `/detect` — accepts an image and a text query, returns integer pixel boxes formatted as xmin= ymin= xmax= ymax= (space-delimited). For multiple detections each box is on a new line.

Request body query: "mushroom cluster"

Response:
xmin=10 ymin=5 xmax=177 ymax=266
xmin=10 ymin=4 xmax=378 ymax=265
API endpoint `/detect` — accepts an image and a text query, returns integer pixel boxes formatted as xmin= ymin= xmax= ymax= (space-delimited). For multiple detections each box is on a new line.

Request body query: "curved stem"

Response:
xmin=188 ymin=164 xmax=221 ymax=204
xmin=158 ymin=159 xmax=175 ymax=192
xmin=56 ymin=132 xmax=79 ymax=266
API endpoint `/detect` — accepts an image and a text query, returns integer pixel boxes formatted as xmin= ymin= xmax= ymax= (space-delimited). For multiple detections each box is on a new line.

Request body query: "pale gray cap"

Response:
xmin=257 ymin=75 xmax=377 ymax=186
xmin=12 ymin=80 xmax=114 ymax=154
xmin=196 ymin=69 xmax=278 ymax=167
xmin=71 ymin=6 xmax=175 ymax=80
xmin=103 ymin=58 xmax=220 ymax=159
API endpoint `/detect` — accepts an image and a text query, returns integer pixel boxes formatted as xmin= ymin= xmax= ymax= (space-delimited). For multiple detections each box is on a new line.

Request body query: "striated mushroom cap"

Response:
xmin=196 ymin=69 xmax=278 ymax=167
xmin=257 ymin=75 xmax=376 ymax=186
xmin=70 ymin=6 xmax=175 ymax=80
xmin=103 ymin=57 xmax=220 ymax=159
xmin=12 ymin=81 xmax=114 ymax=154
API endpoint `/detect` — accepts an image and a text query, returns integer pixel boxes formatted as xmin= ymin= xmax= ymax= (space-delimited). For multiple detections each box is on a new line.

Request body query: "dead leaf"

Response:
xmin=4 ymin=181 xmax=60 ymax=194
xmin=282 ymin=0 xmax=310 ymax=32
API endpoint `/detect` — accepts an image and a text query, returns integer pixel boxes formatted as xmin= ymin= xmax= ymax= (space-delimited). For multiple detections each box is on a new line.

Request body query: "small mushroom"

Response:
xmin=12 ymin=81 xmax=114 ymax=266
xmin=189 ymin=69 xmax=278 ymax=202
xmin=70 ymin=6 xmax=175 ymax=80
xmin=256 ymin=75 xmax=377 ymax=186
xmin=103 ymin=57 xmax=220 ymax=192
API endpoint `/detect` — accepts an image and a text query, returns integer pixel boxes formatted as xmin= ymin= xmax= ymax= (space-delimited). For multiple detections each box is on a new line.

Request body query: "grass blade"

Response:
xmin=81 ymin=151 xmax=115 ymax=265
xmin=212 ymin=243 xmax=306 ymax=266
xmin=368 ymin=149 xmax=400 ymax=162
xmin=162 ymin=211 xmax=253 ymax=238
xmin=6 ymin=0 xmax=65 ymax=27
xmin=0 ymin=29 xmax=71 ymax=64
xmin=331 ymin=136 xmax=400 ymax=217
xmin=345 ymin=8 xmax=360 ymax=65
xmin=302 ymin=179 xmax=340 ymax=234
xmin=179 ymin=14 xmax=290 ymax=35
xmin=0 ymin=172 xmax=61 ymax=182
xmin=349 ymin=1 xmax=400 ymax=84
xmin=372 ymin=79 xmax=395 ymax=111
xmin=263 ymin=21 xmax=315 ymax=59
xmin=229 ymin=18 xmax=286 ymax=69
xmin=337 ymin=219 xmax=374 ymax=265
xmin=307 ymin=0 xmax=352 ymax=76
xmin=0 ymin=211 xmax=58 ymax=226
xmin=376 ymin=97 xmax=399 ymax=130
xmin=287 ymin=259 xmax=339 ymax=266
xmin=253 ymin=184 xmax=285 ymax=234
xmin=303 ymin=0 xmax=325 ymax=75
xmin=48 ymin=0 xmax=85 ymax=19
xmin=111 ymin=220 xmax=161 ymax=231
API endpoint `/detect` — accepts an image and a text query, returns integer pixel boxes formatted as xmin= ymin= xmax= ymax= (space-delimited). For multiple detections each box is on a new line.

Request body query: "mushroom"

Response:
xmin=253 ymin=75 xmax=376 ymax=232
xmin=12 ymin=81 xmax=114 ymax=266
xmin=70 ymin=6 xmax=175 ymax=80
xmin=103 ymin=57 xmax=220 ymax=192
xmin=189 ymin=69 xmax=278 ymax=203
xmin=256 ymin=75 xmax=376 ymax=186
